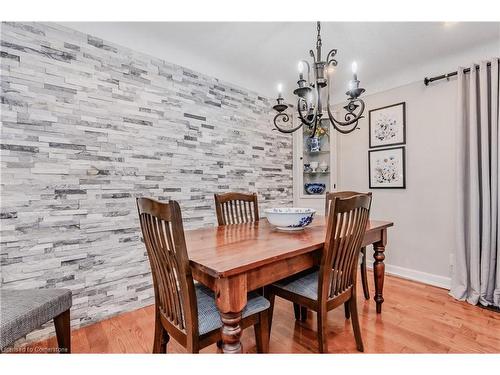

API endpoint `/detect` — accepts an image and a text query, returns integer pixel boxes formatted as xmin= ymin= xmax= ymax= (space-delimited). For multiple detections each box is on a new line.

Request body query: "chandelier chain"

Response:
xmin=316 ymin=21 xmax=322 ymax=55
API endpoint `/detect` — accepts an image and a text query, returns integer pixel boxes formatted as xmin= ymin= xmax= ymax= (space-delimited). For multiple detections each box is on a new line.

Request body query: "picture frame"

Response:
xmin=368 ymin=146 xmax=406 ymax=189
xmin=369 ymin=102 xmax=406 ymax=148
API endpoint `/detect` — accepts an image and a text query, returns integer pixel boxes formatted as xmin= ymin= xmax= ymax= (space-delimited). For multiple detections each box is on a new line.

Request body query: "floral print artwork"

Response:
xmin=373 ymin=114 xmax=398 ymax=143
xmin=369 ymin=103 xmax=405 ymax=148
xmin=369 ymin=147 xmax=405 ymax=188
xmin=374 ymin=154 xmax=400 ymax=184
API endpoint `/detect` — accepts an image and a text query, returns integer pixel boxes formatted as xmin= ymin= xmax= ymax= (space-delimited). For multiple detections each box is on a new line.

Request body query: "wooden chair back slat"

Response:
xmin=214 ymin=192 xmax=259 ymax=226
xmin=136 ymin=198 xmax=197 ymax=336
xmin=319 ymin=194 xmax=372 ymax=301
xmin=242 ymin=200 xmax=248 ymax=222
xmin=325 ymin=191 xmax=369 ymax=216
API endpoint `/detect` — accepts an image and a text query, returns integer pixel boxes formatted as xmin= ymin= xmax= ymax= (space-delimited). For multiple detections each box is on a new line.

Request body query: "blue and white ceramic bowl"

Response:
xmin=264 ymin=207 xmax=316 ymax=231
xmin=304 ymin=183 xmax=326 ymax=195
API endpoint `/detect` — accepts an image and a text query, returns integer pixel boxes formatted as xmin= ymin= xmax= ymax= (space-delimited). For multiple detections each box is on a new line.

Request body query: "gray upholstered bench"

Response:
xmin=0 ymin=289 xmax=72 ymax=353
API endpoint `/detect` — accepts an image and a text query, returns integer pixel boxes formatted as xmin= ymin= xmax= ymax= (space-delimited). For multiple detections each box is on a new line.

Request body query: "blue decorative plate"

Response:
xmin=304 ymin=183 xmax=326 ymax=195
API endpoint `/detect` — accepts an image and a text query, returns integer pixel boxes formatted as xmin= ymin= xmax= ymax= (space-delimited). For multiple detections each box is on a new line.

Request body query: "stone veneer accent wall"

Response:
xmin=0 ymin=22 xmax=293 ymax=342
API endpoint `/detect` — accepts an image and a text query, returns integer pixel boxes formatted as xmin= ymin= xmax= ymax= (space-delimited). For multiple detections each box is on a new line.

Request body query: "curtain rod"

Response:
xmin=424 ymin=62 xmax=492 ymax=86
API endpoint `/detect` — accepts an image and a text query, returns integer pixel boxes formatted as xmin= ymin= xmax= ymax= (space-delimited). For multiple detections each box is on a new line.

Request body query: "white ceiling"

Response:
xmin=62 ymin=22 xmax=500 ymax=103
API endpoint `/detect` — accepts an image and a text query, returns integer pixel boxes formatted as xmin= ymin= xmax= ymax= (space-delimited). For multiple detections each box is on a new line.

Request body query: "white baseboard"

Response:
xmin=367 ymin=262 xmax=451 ymax=290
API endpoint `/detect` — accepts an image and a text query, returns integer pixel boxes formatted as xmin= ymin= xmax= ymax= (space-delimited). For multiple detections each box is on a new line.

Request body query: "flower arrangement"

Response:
xmin=304 ymin=123 xmax=329 ymax=140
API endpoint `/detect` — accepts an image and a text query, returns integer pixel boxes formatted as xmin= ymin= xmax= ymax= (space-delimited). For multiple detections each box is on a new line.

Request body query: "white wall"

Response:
xmin=337 ymin=79 xmax=460 ymax=288
xmin=60 ymin=22 xmax=500 ymax=103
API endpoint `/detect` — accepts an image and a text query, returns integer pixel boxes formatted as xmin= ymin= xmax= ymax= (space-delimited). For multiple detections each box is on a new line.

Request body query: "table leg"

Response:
xmin=215 ymin=275 xmax=247 ymax=354
xmin=220 ymin=311 xmax=243 ymax=353
xmin=373 ymin=229 xmax=387 ymax=314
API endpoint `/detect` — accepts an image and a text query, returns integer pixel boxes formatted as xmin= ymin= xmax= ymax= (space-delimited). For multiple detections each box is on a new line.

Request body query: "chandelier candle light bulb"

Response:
xmin=352 ymin=61 xmax=358 ymax=81
xmin=298 ymin=61 xmax=304 ymax=80
xmin=272 ymin=83 xmax=288 ymax=114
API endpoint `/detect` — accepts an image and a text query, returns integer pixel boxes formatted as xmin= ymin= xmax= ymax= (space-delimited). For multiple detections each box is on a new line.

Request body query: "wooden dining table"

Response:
xmin=185 ymin=216 xmax=393 ymax=353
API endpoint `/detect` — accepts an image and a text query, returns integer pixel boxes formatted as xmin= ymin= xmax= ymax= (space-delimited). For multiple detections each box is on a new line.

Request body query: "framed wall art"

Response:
xmin=368 ymin=146 xmax=406 ymax=189
xmin=369 ymin=102 xmax=406 ymax=148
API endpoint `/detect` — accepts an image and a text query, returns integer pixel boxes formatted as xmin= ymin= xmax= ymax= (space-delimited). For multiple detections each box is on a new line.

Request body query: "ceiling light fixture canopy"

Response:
xmin=272 ymin=21 xmax=366 ymax=136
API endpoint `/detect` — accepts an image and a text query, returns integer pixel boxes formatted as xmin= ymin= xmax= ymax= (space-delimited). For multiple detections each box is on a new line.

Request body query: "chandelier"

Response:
xmin=272 ymin=21 xmax=365 ymax=136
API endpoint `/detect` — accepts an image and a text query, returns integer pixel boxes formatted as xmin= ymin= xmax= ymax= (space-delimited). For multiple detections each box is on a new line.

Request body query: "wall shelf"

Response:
xmin=304 ymin=171 xmax=330 ymax=175
xmin=293 ymin=116 xmax=338 ymax=214
xmin=304 ymin=150 xmax=330 ymax=155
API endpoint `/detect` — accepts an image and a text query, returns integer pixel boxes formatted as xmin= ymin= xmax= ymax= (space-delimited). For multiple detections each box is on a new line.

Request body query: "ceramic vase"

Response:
xmin=308 ymin=136 xmax=321 ymax=152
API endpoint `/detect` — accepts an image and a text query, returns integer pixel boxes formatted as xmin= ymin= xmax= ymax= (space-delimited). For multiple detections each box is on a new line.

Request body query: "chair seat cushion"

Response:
xmin=272 ymin=270 xmax=319 ymax=300
xmin=0 ymin=288 xmax=72 ymax=350
xmin=195 ymin=284 xmax=269 ymax=336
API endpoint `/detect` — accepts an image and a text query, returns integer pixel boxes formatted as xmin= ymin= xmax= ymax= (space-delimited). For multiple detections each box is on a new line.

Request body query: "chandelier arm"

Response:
xmin=326 ymin=49 xmax=338 ymax=67
xmin=297 ymin=97 xmax=316 ymax=126
xmin=309 ymin=49 xmax=316 ymax=63
xmin=273 ymin=112 xmax=303 ymax=134
xmin=331 ymin=120 xmax=359 ymax=134
xmin=335 ymin=112 xmax=360 ymax=133
xmin=310 ymin=115 xmax=319 ymax=138
xmin=297 ymin=80 xmax=320 ymax=132
xmin=326 ymin=99 xmax=365 ymax=126
xmin=325 ymin=59 xmax=365 ymax=128
xmin=310 ymin=84 xmax=321 ymax=137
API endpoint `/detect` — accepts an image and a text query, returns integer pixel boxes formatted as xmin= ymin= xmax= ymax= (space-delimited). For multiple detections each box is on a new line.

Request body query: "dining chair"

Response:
xmin=294 ymin=191 xmax=372 ymax=323
xmin=214 ymin=192 xmax=259 ymax=225
xmin=213 ymin=191 xmax=267 ymax=297
xmin=137 ymin=197 xmax=271 ymax=353
xmin=266 ymin=193 xmax=372 ymax=353
xmin=326 ymin=191 xmax=370 ymax=302
xmin=0 ymin=289 xmax=72 ymax=353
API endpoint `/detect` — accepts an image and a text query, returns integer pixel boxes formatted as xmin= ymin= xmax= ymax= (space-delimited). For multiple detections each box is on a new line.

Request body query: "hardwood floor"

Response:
xmin=24 ymin=272 xmax=500 ymax=353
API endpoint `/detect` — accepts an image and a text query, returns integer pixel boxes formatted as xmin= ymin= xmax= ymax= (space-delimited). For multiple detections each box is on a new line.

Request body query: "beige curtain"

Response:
xmin=451 ymin=58 xmax=500 ymax=308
